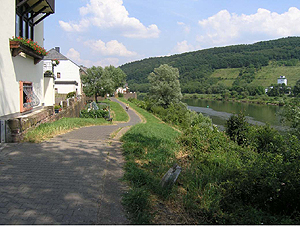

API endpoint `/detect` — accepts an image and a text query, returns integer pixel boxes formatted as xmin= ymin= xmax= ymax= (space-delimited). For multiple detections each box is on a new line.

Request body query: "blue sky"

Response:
xmin=44 ymin=0 xmax=300 ymax=68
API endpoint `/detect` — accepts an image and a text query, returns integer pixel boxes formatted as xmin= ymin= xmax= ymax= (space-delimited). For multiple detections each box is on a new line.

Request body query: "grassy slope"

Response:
xmin=101 ymin=99 xmax=129 ymax=122
xmin=212 ymin=63 xmax=300 ymax=87
xmin=118 ymin=98 xmax=182 ymax=224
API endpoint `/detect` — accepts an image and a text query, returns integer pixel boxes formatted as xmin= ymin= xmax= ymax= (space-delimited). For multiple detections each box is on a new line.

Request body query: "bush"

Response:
xmin=67 ymin=91 xmax=76 ymax=98
xmin=225 ymin=111 xmax=249 ymax=146
xmin=118 ymin=92 xmax=124 ymax=97
xmin=80 ymin=109 xmax=109 ymax=118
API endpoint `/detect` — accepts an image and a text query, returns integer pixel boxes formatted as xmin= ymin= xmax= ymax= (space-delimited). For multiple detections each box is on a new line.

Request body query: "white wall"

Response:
xmin=53 ymin=60 xmax=82 ymax=95
xmin=278 ymin=79 xmax=287 ymax=86
xmin=43 ymin=60 xmax=55 ymax=106
xmin=0 ymin=1 xmax=19 ymax=117
xmin=44 ymin=77 xmax=54 ymax=106
xmin=0 ymin=1 xmax=45 ymax=117
xmin=55 ymin=84 xmax=77 ymax=94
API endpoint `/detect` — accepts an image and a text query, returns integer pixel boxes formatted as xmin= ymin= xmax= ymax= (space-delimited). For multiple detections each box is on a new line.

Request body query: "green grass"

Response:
xmin=212 ymin=63 xmax=300 ymax=88
xmin=24 ymin=100 xmax=128 ymax=143
xmin=100 ymin=99 xmax=129 ymax=122
xmin=23 ymin=118 xmax=109 ymax=143
xmin=211 ymin=68 xmax=240 ymax=87
xmin=118 ymin=98 xmax=181 ymax=224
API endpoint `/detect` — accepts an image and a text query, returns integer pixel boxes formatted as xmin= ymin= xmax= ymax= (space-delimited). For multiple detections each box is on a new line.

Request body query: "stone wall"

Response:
xmin=4 ymin=95 xmax=86 ymax=142
xmin=115 ymin=92 xmax=137 ymax=99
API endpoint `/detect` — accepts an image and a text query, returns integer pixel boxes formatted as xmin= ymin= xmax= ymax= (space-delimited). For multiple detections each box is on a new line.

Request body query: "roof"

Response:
xmin=44 ymin=48 xmax=68 ymax=60
xmin=44 ymin=48 xmax=87 ymax=72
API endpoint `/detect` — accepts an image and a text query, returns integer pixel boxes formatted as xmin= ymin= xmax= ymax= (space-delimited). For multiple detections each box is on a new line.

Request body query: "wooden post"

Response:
xmin=0 ymin=120 xmax=5 ymax=143
xmin=160 ymin=164 xmax=182 ymax=188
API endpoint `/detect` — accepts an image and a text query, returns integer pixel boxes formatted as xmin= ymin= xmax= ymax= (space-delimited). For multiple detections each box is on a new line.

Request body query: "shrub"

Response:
xmin=67 ymin=91 xmax=76 ymax=98
xmin=80 ymin=109 xmax=109 ymax=118
xmin=118 ymin=92 xmax=124 ymax=97
xmin=225 ymin=111 xmax=249 ymax=146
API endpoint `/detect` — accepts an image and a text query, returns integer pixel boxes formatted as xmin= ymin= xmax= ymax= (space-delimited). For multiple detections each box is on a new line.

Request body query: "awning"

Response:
xmin=16 ymin=0 xmax=55 ymax=25
xmin=55 ymin=81 xmax=79 ymax=86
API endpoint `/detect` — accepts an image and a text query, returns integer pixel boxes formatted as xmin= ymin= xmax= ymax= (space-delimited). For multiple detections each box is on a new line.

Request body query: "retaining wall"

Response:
xmin=2 ymin=95 xmax=86 ymax=143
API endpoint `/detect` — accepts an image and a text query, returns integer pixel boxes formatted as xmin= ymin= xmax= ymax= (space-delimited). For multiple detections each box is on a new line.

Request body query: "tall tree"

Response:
xmin=148 ymin=64 xmax=182 ymax=108
xmin=81 ymin=65 xmax=127 ymax=100
xmin=81 ymin=66 xmax=104 ymax=101
xmin=104 ymin=65 xmax=127 ymax=90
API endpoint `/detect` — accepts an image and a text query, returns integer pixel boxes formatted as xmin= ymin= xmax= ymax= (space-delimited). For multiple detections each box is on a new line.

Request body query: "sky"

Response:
xmin=44 ymin=0 xmax=300 ymax=68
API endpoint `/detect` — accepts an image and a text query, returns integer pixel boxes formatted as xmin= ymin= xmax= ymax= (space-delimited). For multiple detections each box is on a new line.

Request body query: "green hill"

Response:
xmin=212 ymin=62 xmax=300 ymax=87
xmin=119 ymin=37 xmax=300 ymax=94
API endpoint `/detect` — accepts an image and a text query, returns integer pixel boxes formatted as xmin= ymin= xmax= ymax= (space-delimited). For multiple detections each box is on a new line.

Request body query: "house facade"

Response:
xmin=43 ymin=47 xmax=84 ymax=99
xmin=0 ymin=0 xmax=55 ymax=118
xmin=277 ymin=75 xmax=287 ymax=86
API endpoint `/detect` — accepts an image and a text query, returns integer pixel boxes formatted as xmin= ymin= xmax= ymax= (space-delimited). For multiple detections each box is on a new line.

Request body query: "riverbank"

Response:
xmin=120 ymin=97 xmax=300 ymax=224
xmin=182 ymin=93 xmax=288 ymax=106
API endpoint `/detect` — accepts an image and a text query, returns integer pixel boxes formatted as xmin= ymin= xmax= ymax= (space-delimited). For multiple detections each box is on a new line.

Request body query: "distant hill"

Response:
xmin=119 ymin=37 xmax=300 ymax=93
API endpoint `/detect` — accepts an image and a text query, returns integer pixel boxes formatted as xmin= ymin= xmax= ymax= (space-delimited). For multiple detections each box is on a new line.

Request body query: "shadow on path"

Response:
xmin=0 ymin=98 xmax=141 ymax=224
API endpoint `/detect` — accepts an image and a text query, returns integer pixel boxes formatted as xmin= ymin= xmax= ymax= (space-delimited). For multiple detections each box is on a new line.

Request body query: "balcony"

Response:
xmin=10 ymin=40 xmax=44 ymax=64
xmin=17 ymin=0 xmax=55 ymax=25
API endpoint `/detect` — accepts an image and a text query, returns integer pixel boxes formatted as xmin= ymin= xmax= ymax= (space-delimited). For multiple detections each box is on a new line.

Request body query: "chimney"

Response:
xmin=55 ymin=47 xmax=60 ymax=53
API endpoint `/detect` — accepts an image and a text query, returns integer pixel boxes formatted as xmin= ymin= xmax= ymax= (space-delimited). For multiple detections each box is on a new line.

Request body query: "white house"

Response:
xmin=43 ymin=47 xmax=84 ymax=100
xmin=0 ymin=0 xmax=55 ymax=118
xmin=115 ymin=84 xmax=129 ymax=94
xmin=277 ymin=76 xmax=287 ymax=86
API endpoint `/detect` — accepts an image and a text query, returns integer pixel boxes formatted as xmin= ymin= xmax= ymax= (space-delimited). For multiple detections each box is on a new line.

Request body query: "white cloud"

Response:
xmin=59 ymin=0 xmax=160 ymax=38
xmin=177 ymin=21 xmax=191 ymax=34
xmin=66 ymin=48 xmax=92 ymax=66
xmin=96 ymin=58 xmax=120 ymax=67
xmin=66 ymin=48 xmax=120 ymax=67
xmin=84 ymin=39 xmax=137 ymax=57
xmin=197 ymin=7 xmax=300 ymax=46
xmin=173 ymin=40 xmax=195 ymax=54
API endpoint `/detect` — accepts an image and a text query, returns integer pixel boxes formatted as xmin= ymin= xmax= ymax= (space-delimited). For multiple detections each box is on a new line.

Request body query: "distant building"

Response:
xmin=115 ymin=83 xmax=129 ymax=95
xmin=277 ymin=76 xmax=287 ymax=86
xmin=43 ymin=47 xmax=85 ymax=100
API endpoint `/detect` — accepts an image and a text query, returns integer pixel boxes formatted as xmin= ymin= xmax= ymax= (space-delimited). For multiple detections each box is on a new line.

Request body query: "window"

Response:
xmin=57 ymin=72 xmax=61 ymax=78
xmin=19 ymin=81 xmax=40 ymax=113
xmin=16 ymin=4 xmax=34 ymax=40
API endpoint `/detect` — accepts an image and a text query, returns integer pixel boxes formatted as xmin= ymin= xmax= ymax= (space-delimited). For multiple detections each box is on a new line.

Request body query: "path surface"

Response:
xmin=0 ymin=98 xmax=141 ymax=224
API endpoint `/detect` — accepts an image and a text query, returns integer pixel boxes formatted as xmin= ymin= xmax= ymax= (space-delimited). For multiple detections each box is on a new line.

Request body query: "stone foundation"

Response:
xmin=4 ymin=95 xmax=86 ymax=143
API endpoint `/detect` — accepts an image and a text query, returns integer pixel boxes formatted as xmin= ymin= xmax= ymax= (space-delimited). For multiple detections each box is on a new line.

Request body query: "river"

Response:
xmin=183 ymin=98 xmax=287 ymax=131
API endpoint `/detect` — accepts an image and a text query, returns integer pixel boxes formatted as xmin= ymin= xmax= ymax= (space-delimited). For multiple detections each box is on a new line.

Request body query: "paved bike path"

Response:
xmin=0 ymin=98 xmax=141 ymax=224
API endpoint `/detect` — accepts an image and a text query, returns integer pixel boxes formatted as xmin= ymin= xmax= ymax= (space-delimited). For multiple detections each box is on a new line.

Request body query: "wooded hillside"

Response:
xmin=120 ymin=37 xmax=300 ymax=93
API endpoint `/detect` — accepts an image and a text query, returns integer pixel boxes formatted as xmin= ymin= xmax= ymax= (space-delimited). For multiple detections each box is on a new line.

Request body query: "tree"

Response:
xmin=293 ymin=79 xmax=300 ymax=97
xmin=81 ymin=65 xmax=127 ymax=100
xmin=148 ymin=64 xmax=182 ymax=108
xmin=226 ymin=111 xmax=250 ymax=146
xmin=282 ymin=98 xmax=300 ymax=138
xmin=104 ymin=65 xmax=127 ymax=90
xmin=81 ymin=66 xmax=104 ymax=101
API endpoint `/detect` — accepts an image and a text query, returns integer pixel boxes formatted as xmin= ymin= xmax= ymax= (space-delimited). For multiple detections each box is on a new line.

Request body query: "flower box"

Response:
xmin=10 ymin=40 xmax=45 ymax=64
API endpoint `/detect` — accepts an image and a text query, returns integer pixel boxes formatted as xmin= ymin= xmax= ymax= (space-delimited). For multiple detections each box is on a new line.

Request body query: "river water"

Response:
xmin=183 ymin=98 xmax=287 ymax=131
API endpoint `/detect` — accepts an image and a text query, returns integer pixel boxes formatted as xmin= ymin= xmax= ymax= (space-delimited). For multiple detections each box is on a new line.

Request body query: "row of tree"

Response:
xmin=81 ymin=65 xmax=126 ymax=100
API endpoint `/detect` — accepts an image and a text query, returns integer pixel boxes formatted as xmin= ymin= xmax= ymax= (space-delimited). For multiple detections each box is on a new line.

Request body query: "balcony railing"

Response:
xmin=16 ymin=0 xmax=55 ymax=25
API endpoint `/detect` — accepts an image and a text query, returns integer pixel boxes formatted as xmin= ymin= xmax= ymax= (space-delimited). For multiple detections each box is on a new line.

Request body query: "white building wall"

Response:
xmin=0 ymin=1 xmax=19 ymax=117
xmin=0 ymin=1 xmax=45 ymax=117
xmin=44 ymin=77 xmax=55 ymax=106
xmin=278 ymin=79 xmax=287 ymax=86
xmin=55 ymin=84 xmax=77 ymax=94
xmin=53 ymin=60 xmax=82 ymax=95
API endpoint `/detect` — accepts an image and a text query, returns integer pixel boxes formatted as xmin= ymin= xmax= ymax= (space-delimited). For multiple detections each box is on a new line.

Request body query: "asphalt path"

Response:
xmin=0 ymin=98 xmax=141 ymax=224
